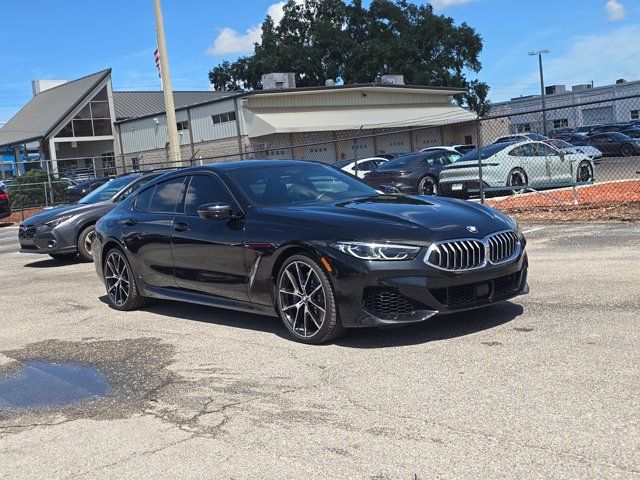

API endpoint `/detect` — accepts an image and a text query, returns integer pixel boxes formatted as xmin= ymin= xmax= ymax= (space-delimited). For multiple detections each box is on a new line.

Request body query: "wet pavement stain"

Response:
xmin=0 ymin=338 xmax=176 ymax=431
xmin=0 ymin=361 xmax=109 ymax=409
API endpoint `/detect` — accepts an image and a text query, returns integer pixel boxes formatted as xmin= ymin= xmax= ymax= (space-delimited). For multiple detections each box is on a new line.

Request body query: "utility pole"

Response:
xmin=153 ymin=0 xmax=181 ymax=163
xmin=529 ymin=49 xmax=550 ymax=136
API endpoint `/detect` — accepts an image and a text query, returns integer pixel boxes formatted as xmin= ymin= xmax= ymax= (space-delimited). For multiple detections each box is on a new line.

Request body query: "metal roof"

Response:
xmin=0 ymin=69 xmax=111 ymax=148
xmin=113 ymin=91 xmax=238 ymax=121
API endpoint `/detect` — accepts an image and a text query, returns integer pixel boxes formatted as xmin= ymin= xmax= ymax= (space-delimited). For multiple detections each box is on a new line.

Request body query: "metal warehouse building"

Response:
xmin=0 ymin=69 xmax=479 ymax=175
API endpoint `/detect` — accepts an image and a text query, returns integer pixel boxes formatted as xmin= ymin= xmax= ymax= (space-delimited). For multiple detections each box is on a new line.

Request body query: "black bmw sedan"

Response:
xmin=362 ymin=150 xmax=461 ymax=195
xmin=93 ymin=160 xmax=528 ymax=344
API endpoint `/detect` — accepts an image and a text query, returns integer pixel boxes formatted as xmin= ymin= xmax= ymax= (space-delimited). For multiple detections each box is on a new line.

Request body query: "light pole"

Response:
xmin=153 ymin=0 xmax=181 ymax=163
xmin=529 ymin=49 xmax=550 ymax=135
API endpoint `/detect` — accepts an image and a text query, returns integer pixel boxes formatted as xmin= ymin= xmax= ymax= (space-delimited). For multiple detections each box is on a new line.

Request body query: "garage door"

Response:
xmin=301 ymin=133 xmax=336 ymax=163
xmin=582 ymin=106 xmax=614 ymax=125
xmin=375 ymin=131 xmax=411 ymax=155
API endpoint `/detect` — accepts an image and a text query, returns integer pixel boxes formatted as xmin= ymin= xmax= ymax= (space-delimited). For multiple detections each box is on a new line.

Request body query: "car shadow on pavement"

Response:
xmin=99 ymin=295 xmax=524 ymax=348
xmin=336 ymin=302 xmax=524 ymax=348
xmin=23 ymin=257 xmax=89 ymax=268
xmin=0 ymin=222 xmax=13 ymax=228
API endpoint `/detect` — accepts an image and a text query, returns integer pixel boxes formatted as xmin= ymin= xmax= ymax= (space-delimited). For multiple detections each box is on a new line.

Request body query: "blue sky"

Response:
xmin=1 ymin=0 xmax=638 ymax=123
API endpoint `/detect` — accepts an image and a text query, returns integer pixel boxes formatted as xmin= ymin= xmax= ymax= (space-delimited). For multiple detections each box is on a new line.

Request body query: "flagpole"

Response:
xmin=153 ymin=0 xmax=181 ymax=163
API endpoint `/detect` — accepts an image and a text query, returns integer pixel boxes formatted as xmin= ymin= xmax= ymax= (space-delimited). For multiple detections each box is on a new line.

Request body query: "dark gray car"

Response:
xmin=18 ymin=171 xmax=170 ymax=261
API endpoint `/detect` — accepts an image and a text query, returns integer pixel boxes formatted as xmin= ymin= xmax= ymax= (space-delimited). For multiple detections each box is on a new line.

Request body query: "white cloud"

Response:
xmin=605 ymin=0 xmax=627 ymax=21
xmin=430 ymin=0 xmax=474 ymax=11
xmin=205 ymin=1 xmax=297 ymax=57
xmin=516 ymin=25 xmax=640 ymax=92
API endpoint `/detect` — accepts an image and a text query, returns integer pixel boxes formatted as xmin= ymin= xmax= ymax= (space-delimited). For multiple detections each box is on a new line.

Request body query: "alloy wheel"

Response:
xmin=508 ymin=170 xmax=527 ymax=194
xmin=621 ymin=144 xmax=634 ymax=157
xmin=104 ymin=251 xmax=131 ymax=307
xmin=84 ymin=229 xmax=96 ymax=256
xmin=577 ymin=161 xmax=593 ymax=183
xmin=278 ymin=261 xmax=327 ymax=338
xmin=419 ymin=177 xmax=438 ymax=196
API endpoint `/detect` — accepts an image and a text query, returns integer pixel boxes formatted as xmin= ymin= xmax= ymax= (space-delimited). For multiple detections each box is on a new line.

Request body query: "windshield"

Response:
xmin=457 ymin=143 xmax=512 ymax=162
xmin=79 ymin=175 xmax=140 ymax=204
xmin=228 ymin=164 xmax=378 ymax=206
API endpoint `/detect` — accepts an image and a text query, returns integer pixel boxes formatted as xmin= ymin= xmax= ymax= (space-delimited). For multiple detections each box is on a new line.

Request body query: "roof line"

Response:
xmin=42 ymin=69 xmax=112 ymax=140
xmin=248 ymin=83 xmax=466 ymax=95
xmin=34 ymin=68 xmax=111 ymax=96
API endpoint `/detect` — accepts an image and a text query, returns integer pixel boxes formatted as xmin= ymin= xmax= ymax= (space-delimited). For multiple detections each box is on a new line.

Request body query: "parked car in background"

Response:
xmin=363 ymin=150 xmax=462 ymax=195
xmin=0 ymin=185 xmax=11 ymax=219
xmin=18 ymin=170 xmax=174 ymax=262
xmin=573 ymin=132 xmax=640 ymax=157
xmin=64 ymin=177 xmax=111 ymax=203
xmin=0 ymin=179 xmax=13 ymax=190
xmin=421 ymin=145 xmax=475 ymax=155
xmin=493 ymin=133 xmax=548 ymax=144
xmin=620 ymin=128 xmax=640 ymax=139
xmin=92 ymin=160 xmax=529 ymax=344
xmin=333 ymin=157 xmax=388 ymax=178
xmin=586 ymin=124 xmax=633 ymax=136
xmin=544 ymin=138 xmax=603 ymax=160
xmin=375 ymin=153 xmax=410 ymax=160
xmin=438 ymin=141 xmax=595 ymax=198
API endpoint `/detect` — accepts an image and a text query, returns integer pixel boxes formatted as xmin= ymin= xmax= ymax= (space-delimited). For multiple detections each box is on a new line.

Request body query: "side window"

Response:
xmin=184 ymin=174 xmax=235 ymax=216
xmin=136 ymin=186 xmax=155 ymax=211
xmin=136 ymin=177 xmax=187 ymax=213
xmin=536 ymin=144 xmax=557 ymax=156
xmin=116 ymin=176 xmax=157 ymax=202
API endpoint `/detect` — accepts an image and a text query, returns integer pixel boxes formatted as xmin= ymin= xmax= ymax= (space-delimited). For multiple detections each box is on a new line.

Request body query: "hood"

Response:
xmin=21 ymin=202 xmax=107 ymax=226
xmin=261 ymin=195 xmax=514 ymax=244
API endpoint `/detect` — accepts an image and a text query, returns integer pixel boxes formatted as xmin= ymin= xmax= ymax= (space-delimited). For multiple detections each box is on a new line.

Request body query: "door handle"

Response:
xmin=124 ymin=218 xmax=137 ymax=226
xmin=173 ymin=221 xmax=189 ymax=232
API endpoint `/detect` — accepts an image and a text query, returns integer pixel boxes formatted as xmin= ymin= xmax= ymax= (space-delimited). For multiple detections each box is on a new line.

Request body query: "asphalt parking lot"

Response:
xmin=0 ymin=223 xmax=639 ymax=479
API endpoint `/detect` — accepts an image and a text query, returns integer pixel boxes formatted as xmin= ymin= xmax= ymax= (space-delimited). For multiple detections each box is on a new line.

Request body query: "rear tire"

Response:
xmin=77 ymin=225 xmax=96 ymax=262
xmin=418 ymin=175 xmax=438 ymax=196
xmin=276 ymin=254 xmax=345 ymax=344
xmin=49 ymin=252 xmax=77 ymax=261
xmin=103 ymin=248 xmax=147 ymax=311
xmin=507 ymin=168 xmax=528 ymax=194
xmin=576 ymin=160 xmax=594 ymax=183
xmin=620 ymin=144 xmax=634 ymax=157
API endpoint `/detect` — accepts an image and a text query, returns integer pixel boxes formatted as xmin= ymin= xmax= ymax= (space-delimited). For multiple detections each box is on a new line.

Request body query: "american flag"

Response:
xmin=154 ymin=48 xmax=161 ymax=78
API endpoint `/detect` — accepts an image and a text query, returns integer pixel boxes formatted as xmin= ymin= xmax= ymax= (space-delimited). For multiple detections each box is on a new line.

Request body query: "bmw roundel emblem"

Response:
xmin=467 ymin=226 xmax=478 ymax=233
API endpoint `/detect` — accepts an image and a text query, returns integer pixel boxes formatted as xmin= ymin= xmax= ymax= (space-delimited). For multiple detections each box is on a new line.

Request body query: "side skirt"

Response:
xmin=143 ymin=285 xmax=278 ymax=317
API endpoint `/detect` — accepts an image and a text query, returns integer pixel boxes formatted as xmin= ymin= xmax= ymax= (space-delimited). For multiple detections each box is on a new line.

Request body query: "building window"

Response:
xmin=176 ymin=120 xmax=189 ymax=131
xmin=211 ymin=111 xmax=236 ymax=125
xmin=464 ymin=135 xmax=473 ymax=145
xmin=55 ymin=86 xmax=112 ymax=138
xmin=516 ymin=123 xmax=531 ymax=133
xmin=553 ymin=119 xmax=569 ymax=129
xmin=631 ymin=110 xmax=639 ymax=120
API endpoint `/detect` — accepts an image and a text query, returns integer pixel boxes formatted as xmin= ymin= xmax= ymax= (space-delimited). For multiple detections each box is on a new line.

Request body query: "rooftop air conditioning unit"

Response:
xmin=545 ymin=85 xmax=566 ymax=95
xmin=572 ymin=84 xmax=592 ymax=92
xmin=374 ymin=75 xmax=405 ymax=86
xmin=261 ymin=73 xmax=296 ymax=90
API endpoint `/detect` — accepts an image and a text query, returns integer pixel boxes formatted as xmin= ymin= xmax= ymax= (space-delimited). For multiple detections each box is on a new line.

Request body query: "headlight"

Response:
xmin=331 ymin=241 xmax=421 ymax=260
xmin=44 ymin=215 xmax=73 ymax=228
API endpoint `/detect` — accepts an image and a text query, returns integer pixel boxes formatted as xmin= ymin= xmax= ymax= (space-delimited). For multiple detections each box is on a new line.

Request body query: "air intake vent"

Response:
xmin=426 ymin=240 xmax=485 ymax=270
xmin=488 ymin=231 xmax=519 ymax=264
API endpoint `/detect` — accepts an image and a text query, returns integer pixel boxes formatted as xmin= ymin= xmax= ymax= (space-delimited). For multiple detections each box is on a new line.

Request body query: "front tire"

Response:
xmin=276 ymin=254 xmax=345 ymax=344
xmin=507 ymin=168 xmax=528 ymax=194
xmin=77 ymin=225 xmax=96 ymax=262
xmin=103 ymin=248 xmax=147 ymax=311
xmin=418 ymin=175 xmax=438 ymax=196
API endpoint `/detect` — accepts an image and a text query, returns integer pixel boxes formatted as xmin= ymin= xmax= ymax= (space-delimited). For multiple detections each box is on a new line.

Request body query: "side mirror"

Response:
xmin=197 ymin=203 xmax=234 ymax=220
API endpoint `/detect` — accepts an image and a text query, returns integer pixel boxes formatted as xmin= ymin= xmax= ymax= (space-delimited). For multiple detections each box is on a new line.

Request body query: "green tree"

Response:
xmin=458 ymin=79 xmax=491 ymax=117
xmin=208 ymin=0 xmax=487 ymax=93
xmin=8 ymin=169 xmax=68 ymax=208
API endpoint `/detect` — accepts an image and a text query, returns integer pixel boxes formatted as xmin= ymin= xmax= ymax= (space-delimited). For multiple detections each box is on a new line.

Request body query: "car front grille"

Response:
xmin=18 ymin=225 xmax=36 ymax=239
xmin=363 ymin=287 xmax=426 ymax=318
xmin=430 ymin=272 xmax=521 ymax=307
xmin=425 ymin=230 xmax=519 ymax=271
xmin=488 ymin=231 xmax=519 ymax=264
xmin=426 ymin=239 xmax=485 ymax=270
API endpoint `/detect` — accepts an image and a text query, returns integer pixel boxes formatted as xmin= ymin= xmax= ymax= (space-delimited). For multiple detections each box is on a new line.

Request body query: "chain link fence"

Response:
xmin=3 ymin=94 xmax=639 ymax=222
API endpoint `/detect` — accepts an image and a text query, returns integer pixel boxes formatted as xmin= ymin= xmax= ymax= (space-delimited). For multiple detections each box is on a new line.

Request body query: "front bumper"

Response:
xmin=18 ymin=224 xmax=77 ymax=255
xmin=324 ymin=242 xmax=528 ymax=327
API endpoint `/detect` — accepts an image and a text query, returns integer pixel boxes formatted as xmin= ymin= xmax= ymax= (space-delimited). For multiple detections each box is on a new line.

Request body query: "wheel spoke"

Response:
xmin=308 ymin=298 xmax=325 ymax=313
xmin=284 ymin=269 xmax=300 ymax=294
xmin=306 ymin=307 xmax=321 ymax=329
xmin=279 ymin=289 xmax=301 ymax=297
xmin=294 ymin=262 xmax=305 ymax=291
